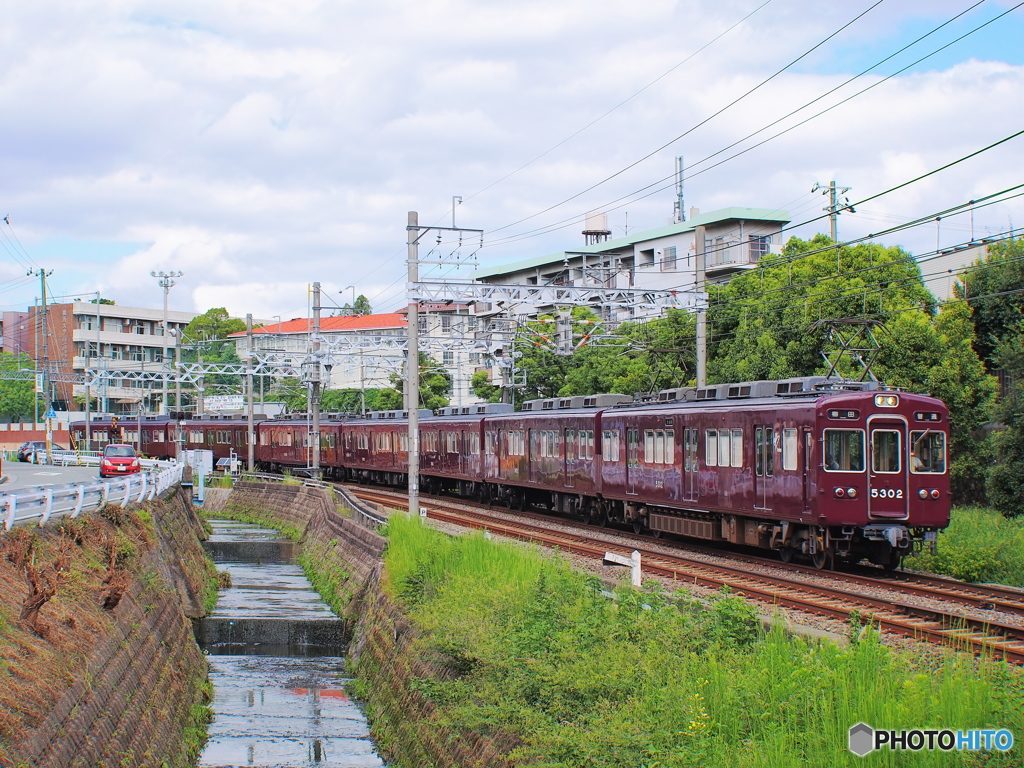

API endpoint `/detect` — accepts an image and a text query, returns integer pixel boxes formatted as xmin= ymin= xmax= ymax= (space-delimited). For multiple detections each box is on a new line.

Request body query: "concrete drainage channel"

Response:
xmin=195 ymin=519 xmax=386 ymax=767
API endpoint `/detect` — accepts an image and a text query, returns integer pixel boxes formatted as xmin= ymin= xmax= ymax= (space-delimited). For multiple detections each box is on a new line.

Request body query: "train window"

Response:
xmin=823 ymin=429 xmax=864 ymax=472
xmin=399 ymin=433 xmax=409 ymax=452
xmin=513 ymin=430 xmax=525 ymax=457
xmin=705 ymin=430 xmax=718 ymax=467
xmin=96 ymin=430 xmax=109 ymax=444
xmin=910 ymin=431 xmax=945 ymax=473
xmin=782 ymin=428 xmax=798 ymax=471
xmin=644 ymin=430 xmax=655 ymax=463
xmin=730 ymin=429 xmax=743 ymax=467
xmin=217 ymin=430 xmax=230 ymax=444
xmin=755 ymin=428 xmax=774 ymax=476
xmin=485 ymin=431 xmax=496 ymax=455
xmin=206 ymin=432 xmax=214 ymax=446
xmin=718 ymin=429 xmax=730 ymax=467
xmin=424 ymin=432 xmax=439 ymax=453
xmin=602 ymin=430 xmax=620 ymax=461
xmin=446 ymin=432 xmax=459 ymax=454
xmin=871 ymin=430 xmax=901 ymax=474
xmin=584 ymin=430 xmax=595 ymax=460
xmin=565 ymin=429 xmax=576 ymax=461
xmin=467 ymin=433 xmax=480 ymax=455
xmin=627 ymin=429 xmax=640 ymax=467
xmin=260 ymin=431 xmax=269 ymax=446
xmin=357 ymin=433 xmax=368 ymax=450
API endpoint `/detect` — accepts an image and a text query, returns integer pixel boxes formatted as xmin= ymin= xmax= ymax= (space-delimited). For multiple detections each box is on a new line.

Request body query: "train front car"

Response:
xmin=813 ymin=389 xmax=950 ymax=570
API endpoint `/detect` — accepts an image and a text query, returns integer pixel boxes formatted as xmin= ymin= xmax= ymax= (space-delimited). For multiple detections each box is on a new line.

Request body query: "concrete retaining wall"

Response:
xmin=219 ymin=481 xmax=514 ymax=767
xmin=0 ymin=488 xmax=213 ymax=768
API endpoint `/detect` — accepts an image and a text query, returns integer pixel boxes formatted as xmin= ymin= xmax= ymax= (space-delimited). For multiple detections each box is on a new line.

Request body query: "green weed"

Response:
xmin=912 ymin=506 xmax=1024 ymax=586
xmin=374 ymin=513 xmax=1024 ymax=768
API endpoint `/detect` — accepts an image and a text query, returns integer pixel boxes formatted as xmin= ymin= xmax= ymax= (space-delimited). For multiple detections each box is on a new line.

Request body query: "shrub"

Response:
xmin=912 ymin=506 xmax=1024 ymax=586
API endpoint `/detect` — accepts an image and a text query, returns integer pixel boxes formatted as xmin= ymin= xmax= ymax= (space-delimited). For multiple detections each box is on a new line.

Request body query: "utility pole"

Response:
xmin=310 ymin=282 xmax=322 ymax=477
xmin=84 ymin=290 xmax=99 ymax=452
xmin=151 ymin=270 xmax=183 ymax=414
xmin=812 ymin=180 xmax=854 ymax=244
xmin=246 ymin=313 xmax=255 ymax=472
xmin=406 ymin=213 xmax=421 ymax=517
xmin=695 ymin=226 xmax=707 ymax=387
xmin=30 ymin=269 xmax=54 ymax=459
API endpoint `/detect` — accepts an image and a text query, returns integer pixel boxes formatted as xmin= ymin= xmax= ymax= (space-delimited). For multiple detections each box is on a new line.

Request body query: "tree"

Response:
xmin=377 ymin=353 xmax=451 ymax=410
xmin=471 ymin=370 xmax=502 ymax=403
xmin=88 ymin=297 xmax=115 ymax=305
xmin=336 ymin=295 xmax=373 ymax=317
xmin=708 ymin=236 xmax=936 ymax=383
xmin=180 ymin=308 xmax=248 ymax=398
xmin=0 ymin=353 xmax=36 ymax=421
xmin=954 ymin=238 xmax=1024 ymax=367
xmin=986 ymin=321 xmax=1024 ymax=515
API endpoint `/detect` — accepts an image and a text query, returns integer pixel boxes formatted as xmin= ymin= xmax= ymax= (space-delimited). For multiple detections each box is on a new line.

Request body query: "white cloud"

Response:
xmin=0 ymin=0 xmax=1019 ymax=317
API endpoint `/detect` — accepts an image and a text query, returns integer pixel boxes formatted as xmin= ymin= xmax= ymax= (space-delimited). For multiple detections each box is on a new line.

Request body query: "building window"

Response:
xmin=441 ymin=315 xmax=453 ymax=333
xmin=442 ymin=351 xmax=454 ymax=366
xmin=749 ymin=235 xmax=771 ymax=262
xmin=660 ymin=246 xmax=677 ymax=271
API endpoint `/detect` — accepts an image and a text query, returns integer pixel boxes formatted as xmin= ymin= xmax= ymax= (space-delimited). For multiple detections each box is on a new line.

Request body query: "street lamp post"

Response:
xmin=151 ymin=270 xmax=183 ymax=415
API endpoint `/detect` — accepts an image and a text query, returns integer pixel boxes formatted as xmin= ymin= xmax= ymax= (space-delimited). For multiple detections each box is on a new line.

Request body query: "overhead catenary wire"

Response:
xmin=485 ymin=0 xmax=887 ymax=238
xmin=480 ymin=0 xmax=1023 ymax=250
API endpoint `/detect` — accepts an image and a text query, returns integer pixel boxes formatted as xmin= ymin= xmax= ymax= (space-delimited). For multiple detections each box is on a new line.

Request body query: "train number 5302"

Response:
xmin=870 ymin=488 xmax=903 ymax=499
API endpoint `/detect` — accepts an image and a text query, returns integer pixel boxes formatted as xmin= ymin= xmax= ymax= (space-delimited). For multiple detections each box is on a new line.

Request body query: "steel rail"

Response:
xmin=347 ymin=485 xmax=1024 ymax=664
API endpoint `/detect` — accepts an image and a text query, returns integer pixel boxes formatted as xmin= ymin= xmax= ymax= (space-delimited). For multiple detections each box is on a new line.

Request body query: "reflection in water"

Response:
xmin=198 ymin=520 xmax=384 ymax=768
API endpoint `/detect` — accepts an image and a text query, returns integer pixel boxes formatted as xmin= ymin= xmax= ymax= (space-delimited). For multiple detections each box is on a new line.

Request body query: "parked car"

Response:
xmin=17 ymin=441 xmax=69 ymax=463
xmin=99 ymin=444 xmax=142 ymax=478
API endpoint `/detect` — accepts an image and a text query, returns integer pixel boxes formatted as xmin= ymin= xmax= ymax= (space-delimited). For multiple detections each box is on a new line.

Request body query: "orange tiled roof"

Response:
xmin=228 ymin=312 xmax=407 ymax=337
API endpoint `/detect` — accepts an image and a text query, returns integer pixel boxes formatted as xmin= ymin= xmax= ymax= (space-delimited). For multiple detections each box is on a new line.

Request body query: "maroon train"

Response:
xmin=71 ymin=376 xmax=951 ymax=569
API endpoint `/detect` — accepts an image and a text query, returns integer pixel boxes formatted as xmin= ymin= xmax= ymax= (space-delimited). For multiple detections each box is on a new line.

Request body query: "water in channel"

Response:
xmin=197 ymin=519 xmax=385 ymax=768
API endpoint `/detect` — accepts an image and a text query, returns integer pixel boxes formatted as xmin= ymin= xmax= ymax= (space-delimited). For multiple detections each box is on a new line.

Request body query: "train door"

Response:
xmin=802 ymin=428 xmax=813 ymax=511
xmin=867 ymin=416 xmax=908 ymax=519
xmin=564 ymin=428 xmax=576 ymax=488
xmin=626 ymin=428 xmax=640 ymax=495
xmin=682 ymin=427 xmax=698 ymax=501
xmin=754 ymin=426 xmax=774 ymax=510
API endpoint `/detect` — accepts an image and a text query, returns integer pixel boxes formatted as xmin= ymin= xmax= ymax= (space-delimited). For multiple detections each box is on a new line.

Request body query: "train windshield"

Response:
xmin=910 ymin=430 xmax=946 ymax=473
xmin=823 ymin=429 xmax=864 ymax=472
xmin=871 ymin=430 xmax=901 ymax=473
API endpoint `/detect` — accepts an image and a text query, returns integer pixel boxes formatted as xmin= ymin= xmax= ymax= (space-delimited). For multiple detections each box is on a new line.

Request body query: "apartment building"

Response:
xmin=23 ymin=301 xmax=198 ymax=413
xmin=471 ymin=207 xmax=790 ymax=320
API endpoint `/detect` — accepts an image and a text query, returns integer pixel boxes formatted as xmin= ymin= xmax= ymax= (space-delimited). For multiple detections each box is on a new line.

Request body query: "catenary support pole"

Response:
xmin=695 ymin=225 xmax=707 ymax=388
xmin=406 ymin=211 xmax=420 ymax=517
xmin=246 ymin=313 xmax=255 ymax=472
xmin=310 ymin=282 xmax=321 ymax=477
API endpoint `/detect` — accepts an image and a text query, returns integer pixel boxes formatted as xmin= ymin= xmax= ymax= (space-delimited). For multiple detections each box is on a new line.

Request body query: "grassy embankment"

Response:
xmin=371 ymin=513 xmax=1024 ymax=768
xmin=912 ymin=506 xmax=1024 ymax=586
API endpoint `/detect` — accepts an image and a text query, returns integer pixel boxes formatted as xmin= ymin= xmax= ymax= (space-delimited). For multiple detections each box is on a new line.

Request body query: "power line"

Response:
xmin=482 ymin=0 xmax=1021 ymax=250
xmin=486 ymin=1 xmax=887 ymax=237
xmin=463 ymin=0 xmax=777 ymax=204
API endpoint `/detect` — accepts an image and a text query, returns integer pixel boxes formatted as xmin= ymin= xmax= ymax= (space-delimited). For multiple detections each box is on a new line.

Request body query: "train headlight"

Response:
xmin=846 ymin=487 xmax=857 ymax=498
xmin=834 ymin=487 xmax=846 ymax=498
xmin=918 ymin=489 xmax=928 ymax=499
xmin=874 ymin=394 xmax=899 ymax=407
xmin=930 ymin=489 xmax=940 ymax=499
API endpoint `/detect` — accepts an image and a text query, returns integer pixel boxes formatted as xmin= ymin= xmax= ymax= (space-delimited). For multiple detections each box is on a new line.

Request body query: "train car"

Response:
xmin=70 ymin=415 xmax=177 ymax=458
xmin=481 ymin=396 xmax=625 ymax=513
xmin=339 ymin=410 xmax=427 ymax=485
xmin=594 ymin=377 xmax=949 ymax=568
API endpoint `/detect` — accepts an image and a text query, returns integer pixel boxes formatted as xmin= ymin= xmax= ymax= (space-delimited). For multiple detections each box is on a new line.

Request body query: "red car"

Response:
xmin=99 ymin=444 xmax=142 ymax=478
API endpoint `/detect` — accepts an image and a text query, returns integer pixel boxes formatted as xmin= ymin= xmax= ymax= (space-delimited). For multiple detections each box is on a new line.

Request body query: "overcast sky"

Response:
xmin=1 ymin=0 xmax=1022 ymax=322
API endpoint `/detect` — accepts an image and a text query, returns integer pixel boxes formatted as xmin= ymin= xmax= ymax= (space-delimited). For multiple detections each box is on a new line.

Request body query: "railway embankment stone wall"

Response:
xmin=220 ymin=481 xmax=514 ymax=767
xmin=0 ymin=486 xmax=214 ymax=768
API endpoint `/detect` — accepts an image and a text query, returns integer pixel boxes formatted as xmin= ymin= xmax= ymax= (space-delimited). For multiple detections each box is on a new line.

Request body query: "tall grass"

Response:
xmin=380 ymin=514 xmax=1024 ymax=767
xmin=912 ymin=506 xmax=1024 ymax=586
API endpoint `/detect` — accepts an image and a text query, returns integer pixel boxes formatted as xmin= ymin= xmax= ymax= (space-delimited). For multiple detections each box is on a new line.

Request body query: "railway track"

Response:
xmin=342 ymin=483 xmax=1024 ymax=664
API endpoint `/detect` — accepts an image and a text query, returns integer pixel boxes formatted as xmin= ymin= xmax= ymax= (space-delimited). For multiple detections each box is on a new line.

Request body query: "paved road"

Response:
xmin=1 ymin=464 xmax=107 ymax=492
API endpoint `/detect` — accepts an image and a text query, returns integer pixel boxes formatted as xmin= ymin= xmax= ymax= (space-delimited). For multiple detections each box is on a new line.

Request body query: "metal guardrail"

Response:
xmin=2 ymin=461 xmax=185 ymax=531
xmin=236 ymin=473 xmax=387 ymax=529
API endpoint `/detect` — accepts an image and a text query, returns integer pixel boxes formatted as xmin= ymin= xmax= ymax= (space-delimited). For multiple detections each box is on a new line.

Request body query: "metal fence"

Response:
xmin=2 ymin=460 xmax=185 ymax=531
xmin=236 ymin=473 xmax=388 ymax=529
